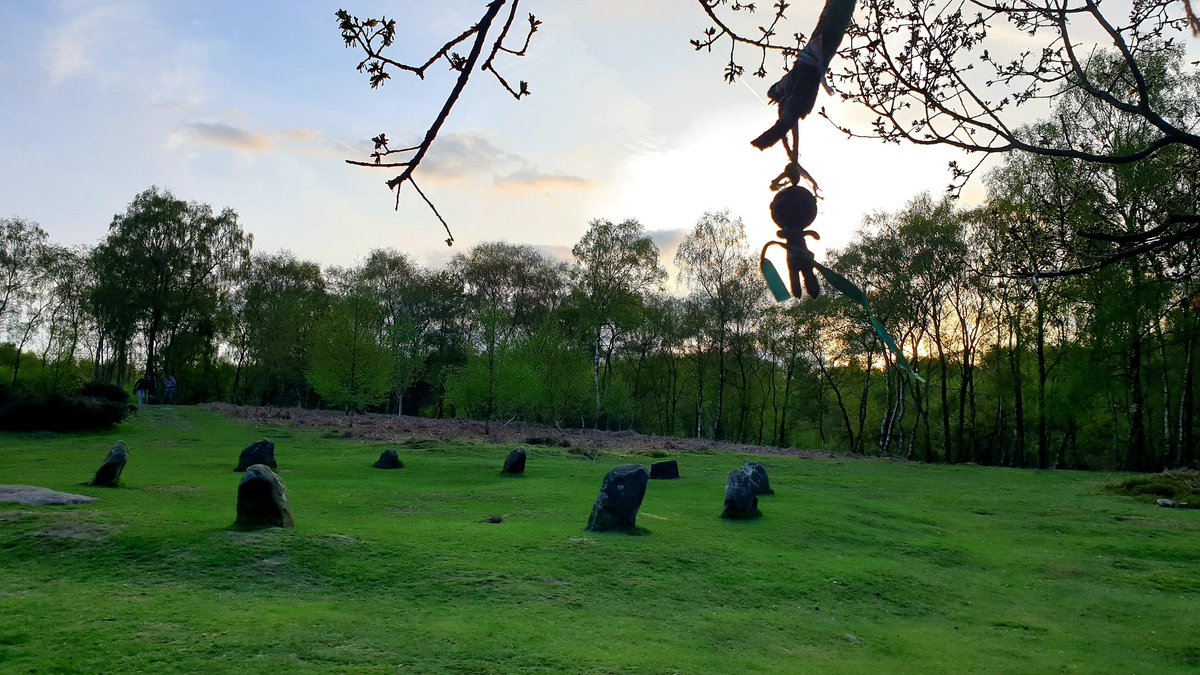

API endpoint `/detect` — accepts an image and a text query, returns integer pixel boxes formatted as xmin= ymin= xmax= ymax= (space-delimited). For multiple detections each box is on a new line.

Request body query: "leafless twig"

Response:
xmin=337 ymin=1 xmax=538 ymax=245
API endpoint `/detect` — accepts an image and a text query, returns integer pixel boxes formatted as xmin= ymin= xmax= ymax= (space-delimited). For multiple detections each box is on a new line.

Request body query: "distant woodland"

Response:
xmin=3 ymin=46 xmax=1198 ymax=472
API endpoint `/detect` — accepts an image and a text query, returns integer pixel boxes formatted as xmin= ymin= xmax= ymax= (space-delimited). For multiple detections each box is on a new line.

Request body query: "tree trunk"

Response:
xmin=879 ymin=356 xmax=897 ymax=455
xmin=485 ymin=331 xmax=496 ymax=436
xmin=146 ymin=311 xmax=162 ymax=380
xmin=954 ymin=287 xmax=980 ymax=464
xmin=693 ymin=337 xmax=705 ymax=439
xmin=817 ymin=351 xmax=855 ymax=453
xmin=1057 ymin=415 xmax=1076 ymax=469
xmin=92 ymin=333 xmax=105 ymax=383
xmin=10 ymin=347 xmax=22 ymax=386
xmin=1153 ymin=317 xmax=1175 ymax=466
xmin=1010 ymin=313 xmax=1026 ymax=468
xmin=593 ymin=330 xmax=602 ymax=430
xmin=1128 ymin=334 xmax=1146 ymax=471
xmin=856 ymin=344 xmax=875 ymax=454
xmin=1182 ymin=316 xmax=1196 ymax=468
xmin=1035 ymin=284 xmax=1049 ymax=469
xmin=714 ymin=327 xmax=727 ymax=440
xmin=734 ymin=339 xmax=751 ymax=442
xmin=935 ymin=313 xmax=952 ymax=464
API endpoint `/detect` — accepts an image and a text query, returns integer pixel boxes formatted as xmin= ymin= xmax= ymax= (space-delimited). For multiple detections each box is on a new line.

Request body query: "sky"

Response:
xmin=1 ymin=1 xmax=997 ymax=275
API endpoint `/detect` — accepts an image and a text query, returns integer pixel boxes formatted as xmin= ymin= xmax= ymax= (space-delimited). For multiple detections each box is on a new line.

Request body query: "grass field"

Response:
xmin=2 ymin=406 xmax=1199 ymax=673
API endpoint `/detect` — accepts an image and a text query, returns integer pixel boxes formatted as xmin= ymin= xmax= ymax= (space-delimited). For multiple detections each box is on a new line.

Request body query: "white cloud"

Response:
xmin=180 ymin=122 xmax=272 ymax=152
xmin=420 ymin=132 xmax=521 ymax=178
xmin=531 ymin=243 xmax=575 ymax=263
xmin=169 ymin=122 xmax=339 ymax=157
xmin=45 ymin=5 xmax=126 ymax=86
xmin=493 ymin=168 xmax=593 ymax=192
xmin=402 ymin=131 xmax=591 ymax=191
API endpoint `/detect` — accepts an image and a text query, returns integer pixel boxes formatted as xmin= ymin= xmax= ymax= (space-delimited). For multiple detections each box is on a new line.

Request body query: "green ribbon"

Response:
xmin=812 ymin=261 xmax=923 ymax=382
xmin=759 ymin=257 xmax=793 ymax=303
xmin=758 ymin=245 xmax=922 ymax=382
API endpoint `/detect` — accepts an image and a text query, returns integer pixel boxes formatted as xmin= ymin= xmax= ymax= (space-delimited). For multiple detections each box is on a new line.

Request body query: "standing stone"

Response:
xmin=502 ymin=448 xmax=527 ymax=475
xmin=234 ymin=464 xmax=294 ymax=530
xmin=235 ymin=439 xmax=276 ymax=472
xmin=586 ymin=464 xmax=649 ymax=532
xmin=722 ymin=465 xmax=761 ymax=519
xmin=741 ymin=461 xmax=774 ymax=495
xmin=90 ymin=441 xmax=128 ymax=487
xmin=649 ymin=460 xmax=680 ymax=480
xmin=373 ymin=449 xmax=404 ymax=469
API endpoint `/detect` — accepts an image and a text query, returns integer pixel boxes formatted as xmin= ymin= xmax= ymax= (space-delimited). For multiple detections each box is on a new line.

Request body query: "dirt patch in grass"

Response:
xmin=141 ymin=485 xmax=201 ymax=495
xmin=1107 ymin=471 xmax=1200 ymax=508
xmin=202 ymin=404 xmax=838 ymax=458
xmin=30 ymin=522 xmax=115 ymax=542
xmin=0 ymin=510 xmax=37 ymax=525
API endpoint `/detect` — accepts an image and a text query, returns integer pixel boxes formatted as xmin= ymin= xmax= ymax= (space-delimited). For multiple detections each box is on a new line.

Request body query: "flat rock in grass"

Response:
xmin=0 ymin=485 xmax=98 ymax=506
xmin=373 ymin=449 xmax=404 ymax=469
xmin=650 ymin=460 xmax=679 ymax=480
xmin=1157 ymin=498 xmax=1176 ymax=508
xmin=741 ymin=461 xmax=774 ymax=495
xmin=723 ymin=465 xmax=761 ymax=519
xmin=234 ymin=464 xmax=294 ymax=530
xmin=586 ymin=464 xmax=649 ymax=533
xmin=235 ymin=439 xmax=276 ymax=472
xmin=90 ymin=441 xmax=128 ymax=487
xmin=502 ymin=448 xmax=527 ymax=475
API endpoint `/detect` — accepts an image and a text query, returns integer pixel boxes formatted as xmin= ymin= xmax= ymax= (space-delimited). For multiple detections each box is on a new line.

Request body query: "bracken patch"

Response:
xmin=1106 ymin=471 xmax=1200 ymax=508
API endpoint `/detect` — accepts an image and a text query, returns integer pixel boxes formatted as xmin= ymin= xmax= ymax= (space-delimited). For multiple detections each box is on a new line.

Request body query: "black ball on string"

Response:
xmin=770 ymin=186 xmax=817 ymax=232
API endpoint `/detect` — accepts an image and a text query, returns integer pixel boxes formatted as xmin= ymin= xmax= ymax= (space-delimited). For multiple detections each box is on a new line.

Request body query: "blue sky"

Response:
xmin=0 ymin=1 xmax=977 ymax=271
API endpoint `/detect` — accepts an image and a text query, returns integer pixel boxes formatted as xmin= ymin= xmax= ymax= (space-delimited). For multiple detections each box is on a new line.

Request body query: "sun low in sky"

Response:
xmin=0 ymin=1 xmax=976 ymax=271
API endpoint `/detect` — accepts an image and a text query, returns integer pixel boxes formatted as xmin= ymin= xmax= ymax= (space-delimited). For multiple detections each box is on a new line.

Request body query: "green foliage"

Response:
xmin=306 ymin=289 xmax=392 ymax=413
xmin=80 ymin=381 xmax=131 ymax=403
xmin=443 ymin=346 xmax=539 ymax=421
xmin=571 ymin=218 xmax=666 ymax=428
xmin=0 ymin=384 xmax=131 ymax=431
xmin=0 ymin=217 xmax=48 ymax=327
xmin=90 ymin=186 xmax=251 ymax=387
xmin=2 ymin=406 xmax=1200 ymax=671
xmin=231 ymin=251 xmax=327 ymax=406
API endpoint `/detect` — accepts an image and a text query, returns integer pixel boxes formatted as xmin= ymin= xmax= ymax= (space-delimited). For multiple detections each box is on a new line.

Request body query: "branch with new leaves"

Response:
xmin=336 ymin=2 xmax=540 ymax=246
xmin=693 ymin=0 xmax=1200 ymax=277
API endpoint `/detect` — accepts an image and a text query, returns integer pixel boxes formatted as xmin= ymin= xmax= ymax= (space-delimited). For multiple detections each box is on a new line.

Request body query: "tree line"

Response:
xmin=2 ymin=49 xmax=1196 ymax=472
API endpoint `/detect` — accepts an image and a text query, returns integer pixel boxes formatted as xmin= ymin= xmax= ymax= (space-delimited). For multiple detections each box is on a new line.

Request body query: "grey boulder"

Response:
xmin=503 ymin=448 xmax=527 ymax=475
xmin=234 ymin=464 xmax=294 ymax=530
xmin=90 ymin=441 xmax=128 ymax=487
xmin=235 ymin=439 xmax=277 ymax=472
xmin=373 ymin=449 xmax=404 ymax=469
xmin=722 ymin=465 xmax=762 ymax=519
xmin=650 ymin=460 xmax=679 ymax=480
xmin=586 ymin=464 xmax=649 ymax=533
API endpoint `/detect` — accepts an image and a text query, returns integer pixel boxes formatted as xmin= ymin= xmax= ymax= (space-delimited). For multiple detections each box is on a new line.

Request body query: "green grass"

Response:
xmin=2 ymin=407 xmax=1199 ymax=673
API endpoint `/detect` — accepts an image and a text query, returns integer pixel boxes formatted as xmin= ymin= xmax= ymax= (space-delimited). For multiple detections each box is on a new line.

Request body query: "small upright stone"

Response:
xmin=650 ymin=460 xmax=680 ymax=480
xmin=234 ymin=464 xmax=294 ymax=530
xmin=741 ymin=461 xmax=774 ymax=495
xmin=586 ymin=464 xmax=649 ymax=533
xmin=373 ymin=449 xmax=404 ymax=469
xmin=722 ymin=465 xmax=761 ymax=519
xmin=90 ymin=441 xmax=128 ymax=487
xmin=502 ymin=448 xmax=527 ymax=475
xmin=235 ymin=439 xmax=277 ymax=472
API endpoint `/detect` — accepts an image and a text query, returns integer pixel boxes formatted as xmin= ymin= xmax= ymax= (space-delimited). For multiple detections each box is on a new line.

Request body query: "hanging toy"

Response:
xmin=760 ymin=185 xmax=821 ymax=301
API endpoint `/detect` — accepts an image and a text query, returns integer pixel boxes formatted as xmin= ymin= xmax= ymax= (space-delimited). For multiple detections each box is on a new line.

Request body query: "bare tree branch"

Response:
xmin=337 ymin=1 xmax=538 ymax=245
